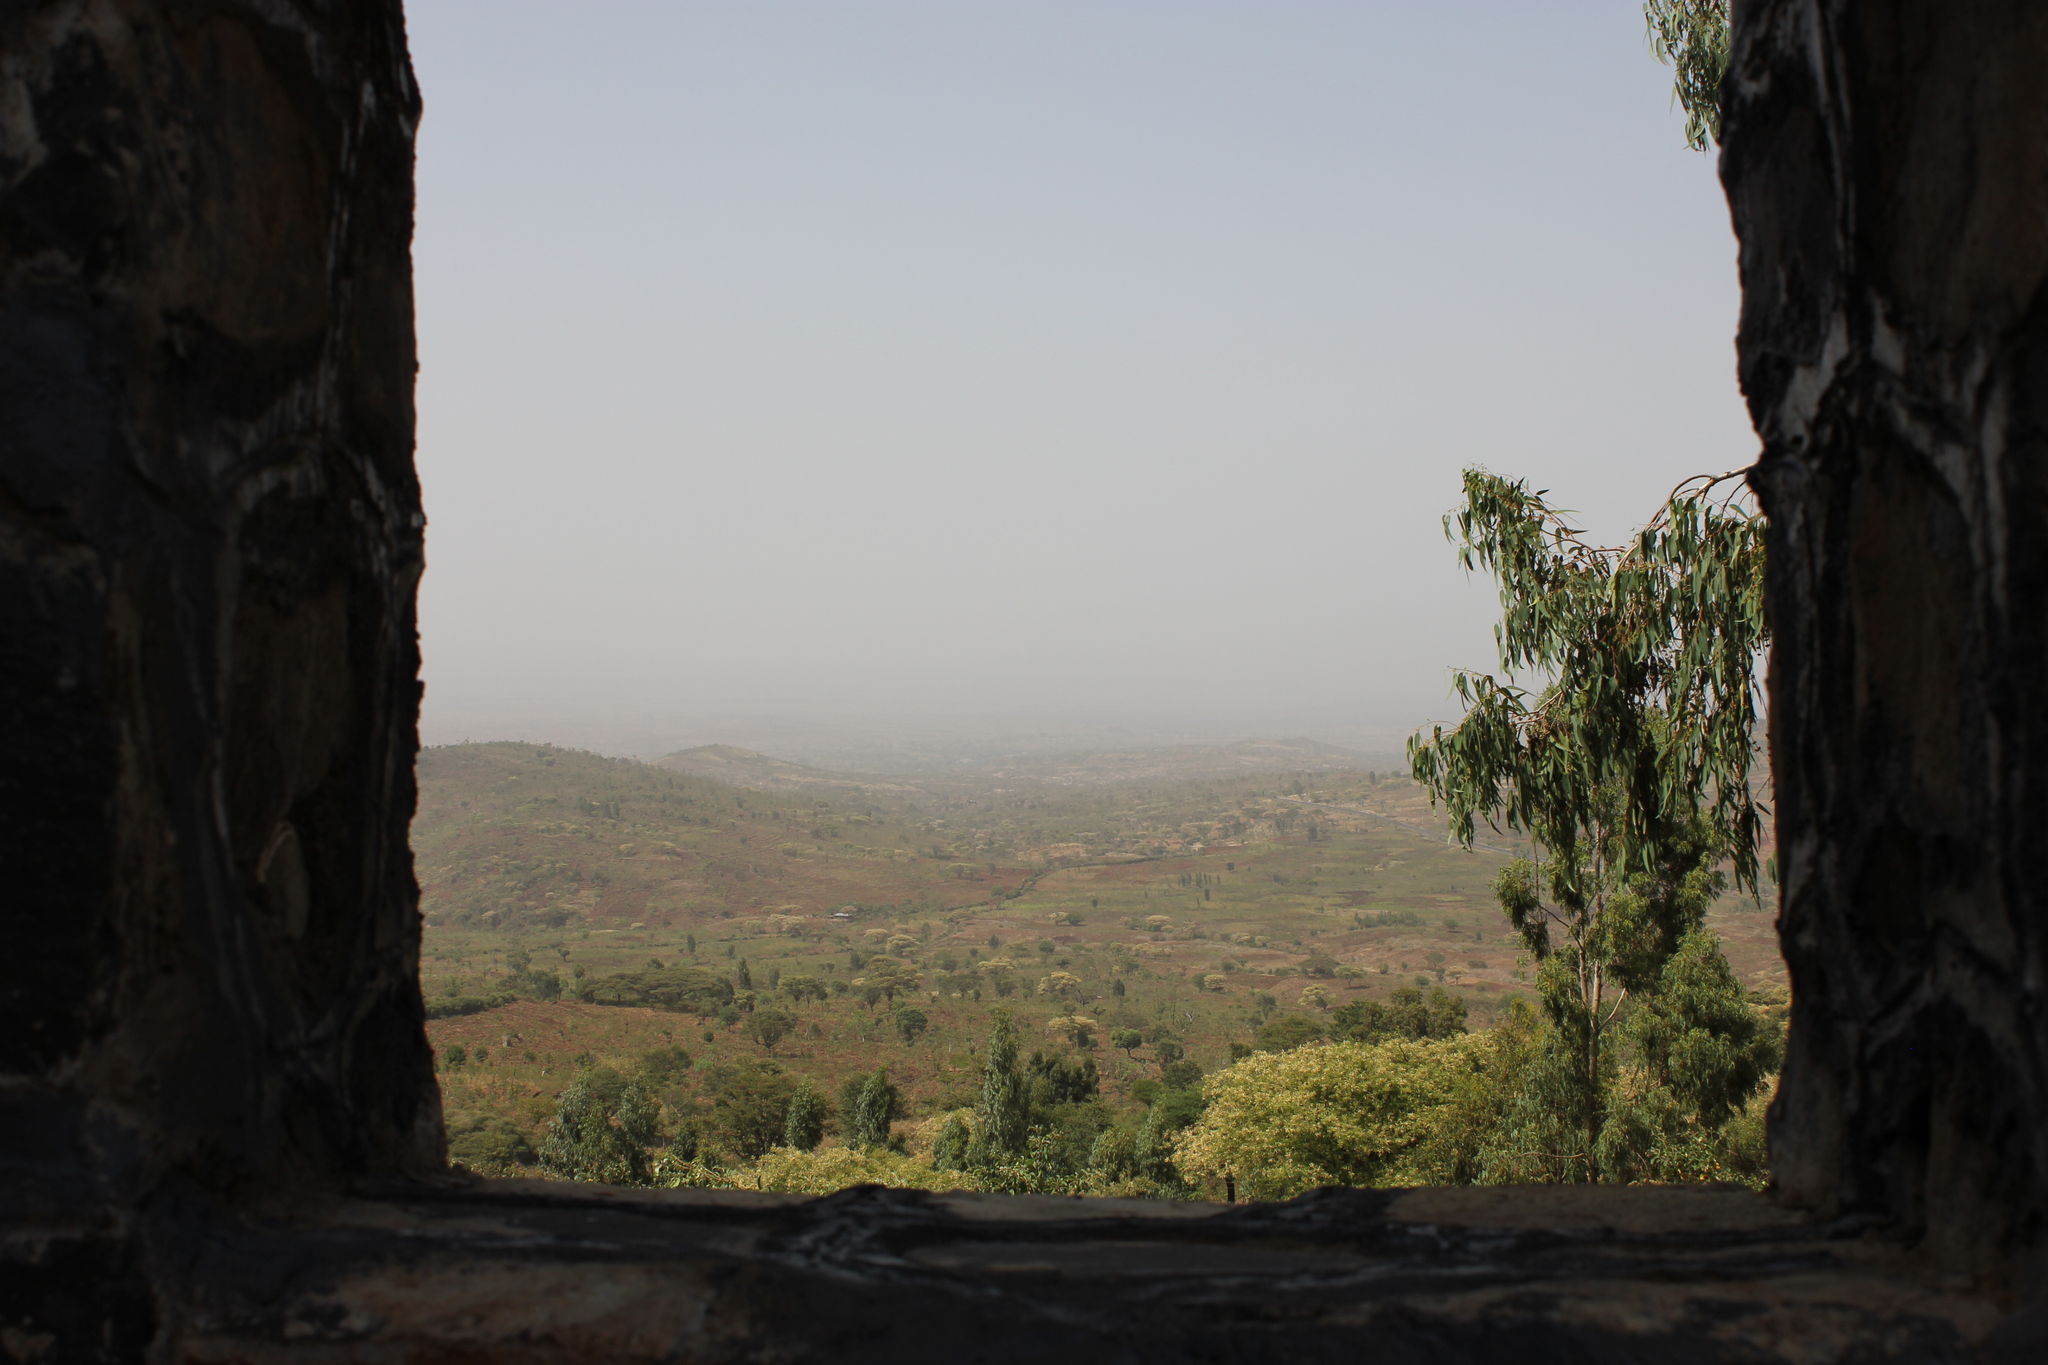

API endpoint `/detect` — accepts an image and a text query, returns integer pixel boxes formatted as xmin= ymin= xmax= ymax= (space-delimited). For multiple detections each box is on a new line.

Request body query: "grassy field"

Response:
xmin=420 ymin=741 xmax=1785 ymax=1160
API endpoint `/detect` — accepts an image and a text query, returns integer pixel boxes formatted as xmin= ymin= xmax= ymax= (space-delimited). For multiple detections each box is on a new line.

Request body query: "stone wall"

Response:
xmin=1723 ymin=0 xmax=2048 ymax=1276
xmin=0 ymin=0 xmax=441 ymax=1217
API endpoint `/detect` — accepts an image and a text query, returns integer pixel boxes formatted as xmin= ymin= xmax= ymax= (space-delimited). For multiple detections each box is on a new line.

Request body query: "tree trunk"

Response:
xmin=1725 ymin=0 xmax=2048 ymax=1277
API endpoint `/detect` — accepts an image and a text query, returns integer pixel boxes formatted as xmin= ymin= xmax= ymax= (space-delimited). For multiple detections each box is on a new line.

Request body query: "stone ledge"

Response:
xmin=151 ymin=1181 xmax=2024 ymax=1363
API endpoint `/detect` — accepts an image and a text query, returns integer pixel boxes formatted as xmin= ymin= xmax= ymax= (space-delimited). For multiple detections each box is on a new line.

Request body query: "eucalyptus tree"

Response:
xmin=1644 ymin=0 xmax=1730 ymax=151
xmin=972 ymin=1011 xmax=1029 ymax=1164
xmin=849 ymin=1069 xmax=901 ymax=1149
xmin=782 ymin=1083 xmax=826 ymax=1152
xmin=1410 ymin=468 xmax=1767 ymax=1176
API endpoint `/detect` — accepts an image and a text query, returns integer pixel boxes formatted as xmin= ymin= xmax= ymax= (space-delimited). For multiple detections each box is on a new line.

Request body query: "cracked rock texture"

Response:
xmin=1724 ymin=0 xmax=2048 ymax=1279
xmin=175 ymin=1183 xmax=2018 ymax=1363
xmin=0 ymin=0 xmax=440 ymax=1223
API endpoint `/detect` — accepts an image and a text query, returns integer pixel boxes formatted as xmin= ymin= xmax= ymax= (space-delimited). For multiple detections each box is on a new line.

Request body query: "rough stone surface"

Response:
xmin=0 ymin=0 xmax=439 ymax=1212
xmin=1723 ymin=0 xmax=2048 ymax=1278
xmin=172 ymin=1182 xmax=2014 ymax=1362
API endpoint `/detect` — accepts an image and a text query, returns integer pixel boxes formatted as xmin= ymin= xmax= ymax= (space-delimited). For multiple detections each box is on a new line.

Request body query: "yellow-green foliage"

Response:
xmin=662 ymin=1143 xmax=978 ymax=1196
xmin=1173 ymin=1037 xmax=1494 ymax=1200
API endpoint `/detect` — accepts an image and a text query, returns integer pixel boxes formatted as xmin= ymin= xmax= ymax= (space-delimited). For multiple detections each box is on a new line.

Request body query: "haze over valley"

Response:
xmin=405 ymin=4 xmax=1780 ymax=1198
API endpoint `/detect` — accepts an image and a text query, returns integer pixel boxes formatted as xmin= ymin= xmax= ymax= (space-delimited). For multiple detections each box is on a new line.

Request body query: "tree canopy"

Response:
xmin=1644 ymin=0 xmax=1731 ymax=151
xmin=1172 ymin=1037 xmax=1497 ymax=1200
xmin=1409 ymin=468 xmax=1767 ymax=894
xmin=538 ymin=1067 xmax=664 ymax=1185
xmin=1410 ymin=469 xmax=1769 ymax=1177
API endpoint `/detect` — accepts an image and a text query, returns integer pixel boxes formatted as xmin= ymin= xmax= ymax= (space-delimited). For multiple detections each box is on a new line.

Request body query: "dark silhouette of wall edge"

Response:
xmin=1725 ymin=0 xmax=2048 ymax=1279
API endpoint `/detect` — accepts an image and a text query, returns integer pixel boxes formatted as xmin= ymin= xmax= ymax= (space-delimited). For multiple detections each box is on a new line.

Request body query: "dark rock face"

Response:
xmin=1723 ymin=1 xmax=2048 ymax=1274
xmin=0 ymin=0 xmax=440 ymax=1215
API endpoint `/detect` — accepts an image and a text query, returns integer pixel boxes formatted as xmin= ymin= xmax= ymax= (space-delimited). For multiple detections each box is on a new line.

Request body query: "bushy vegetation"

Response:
xmin=423 ymin=712 xmax=1783 ymax=1203
xmin=488 ymin=961 xmax=1775 ymax=1199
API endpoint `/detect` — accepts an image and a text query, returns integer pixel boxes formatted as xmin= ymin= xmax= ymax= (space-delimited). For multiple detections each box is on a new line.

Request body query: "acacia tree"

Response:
xmin=853 ymin=955 xmax=920 ymax=1004
xmin=746 ymin=1006 xmax=795 ymax=1053
xmin=1409 ymin=469 xmax=1767 ymax=1178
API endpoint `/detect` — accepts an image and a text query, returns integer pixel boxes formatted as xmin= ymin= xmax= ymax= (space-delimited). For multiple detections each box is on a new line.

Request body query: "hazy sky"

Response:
xmin=406 ymin=1 xmax=1754 ymax=759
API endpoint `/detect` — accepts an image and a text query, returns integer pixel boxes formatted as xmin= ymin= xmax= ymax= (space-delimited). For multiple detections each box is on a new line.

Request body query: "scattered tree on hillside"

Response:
xmin=782 ymin=1082 xmax=827 ymax=1152
xmin=746 ymin=1007 xmax=795 ymax=1053
xmin=849 ymin=1069 xmax=902 ymax=1148
xmin=701 ymin=1061 xmax=797 ymax=1159
xmin=972 ymin=1012 xmax=1029 ymax=1165
xmin=1329 ymin=987 xmax=1466 ymax=1045
xmin=893 ymin=1005 xmax=929 ymax=1046
xmin=448 ymin=1114 xmax=538 ymax=1175
xmin=853 ymin=955 xmax=920 ymax=1003
xmin=1038 ymin=970 xmax=1083 ymax=1002
xmin=931 ymin=1114 xmax=972 ymax=1171
xmin=538 ymin=1067 xmax=664 ymax=1186
xmin=1254 ymin=1014 xmax=1325 ymax=1054
xmin=781 ymin=974 xmax=828 ymax=1003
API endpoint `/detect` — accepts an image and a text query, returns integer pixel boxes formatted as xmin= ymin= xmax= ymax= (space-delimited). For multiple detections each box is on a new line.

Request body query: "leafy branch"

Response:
xmin=1410 ymin=467 xmax=1768 ymax=894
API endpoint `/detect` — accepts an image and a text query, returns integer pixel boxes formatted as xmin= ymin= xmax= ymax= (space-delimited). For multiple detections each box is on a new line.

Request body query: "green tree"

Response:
xmin=1111 ymin=1028 xmax=1144 ymax=1058
xmin=701 ymin=1061 xmax=796 ymax=1159
xmin=1410 ymin=470 xmax=1767 ymax=1178
xmin=1330 ymin=987 xmax=1467 ymax=1045
xmin=849 ymin=1069 xmax=901 ymax=1148
xmin=854 ymin=955 xmax=920 ymax=1003
xmin=1174 ymin=1037 xmax=1497 ymax=1200
xmin=782 ymin=1082 xmax=827 ymax=1152
xmin=893 ymin=1005 xmax=929 ymax=1046
xmin=1409 ymin=470 xmax=1767 ymax=890
xmin=781 ymin=974 xmax=828 ymax=1003
xmin=746 ymin=1006 xmax=795 ymax=1053
xmin=973 ymin=1011 xmax=1029 ymax=1164
xmin=1253 ymin=1014 xmax=1325 ymax=1054
xmin=931 ymin=1113 xmax=973 ymax=1171
xmin=1131 ymin=1085 xmax=1206 ymax=1189
xmin=1026 ymin=1049 xmax=1099 ymax=1107
xmin=636 ymin=1044 xmax=693 ymax=1087
xmin=1644 ymin=0 xmax=1730 ymax=151
xmin=537 ymin=1066 xmax=664 ymax=1185
xmin=1588 ymin=927 xmax=1782 ymax=1185
xmin=447 ymin=1114 xmax=537 ymax=1175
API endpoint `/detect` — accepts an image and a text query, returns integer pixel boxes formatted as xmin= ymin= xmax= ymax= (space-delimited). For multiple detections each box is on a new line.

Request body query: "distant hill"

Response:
xmin=658 ymin=736 xmax=1385 ymax=796
xmin=653 ymin=745 xmax=925 ymax=803
xmin=412 ymin=742 xmax=1032 ymax=931
xmin=971 ymin=737 xmax=1383 ymax=787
